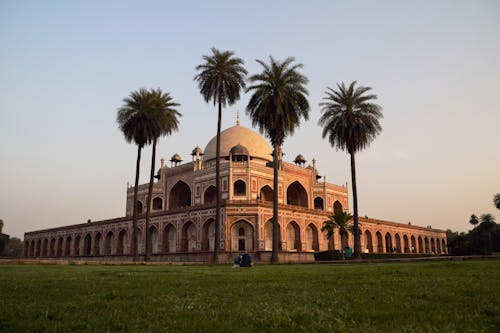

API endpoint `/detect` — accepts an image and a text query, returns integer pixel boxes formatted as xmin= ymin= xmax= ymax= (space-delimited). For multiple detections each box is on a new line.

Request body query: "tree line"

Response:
xmin=117 ymin=48 xmax=383 ymax=262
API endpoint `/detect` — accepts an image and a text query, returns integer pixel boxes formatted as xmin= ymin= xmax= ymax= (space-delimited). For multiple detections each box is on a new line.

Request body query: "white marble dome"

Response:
xmin=203 ymin=124 xmax=272 ymax=162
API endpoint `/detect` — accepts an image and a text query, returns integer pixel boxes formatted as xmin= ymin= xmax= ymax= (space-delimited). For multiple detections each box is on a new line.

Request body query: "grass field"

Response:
xmin=0 ymin=261 xmax=499 ymax=332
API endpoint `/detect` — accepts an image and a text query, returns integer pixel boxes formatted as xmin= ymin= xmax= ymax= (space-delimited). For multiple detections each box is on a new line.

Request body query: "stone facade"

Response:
xmin=23 ymin=123 xmax=447 ymax=262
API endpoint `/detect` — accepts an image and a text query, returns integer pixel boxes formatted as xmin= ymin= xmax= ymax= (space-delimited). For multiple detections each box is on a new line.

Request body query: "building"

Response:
xmin=23 ymin=119 xmax=447 ymax=262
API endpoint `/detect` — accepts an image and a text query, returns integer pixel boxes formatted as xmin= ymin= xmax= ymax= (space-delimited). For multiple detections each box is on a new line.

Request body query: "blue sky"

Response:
xmin=1 ymin=0 xmax=499 ymax=238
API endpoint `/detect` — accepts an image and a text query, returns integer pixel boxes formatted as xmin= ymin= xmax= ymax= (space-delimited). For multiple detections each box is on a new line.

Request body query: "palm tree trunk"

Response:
xmin=271 ymin=144 xmax=280 ymax=263
xmin=213 ymin=99 xmax=222 ymax=263
xmin=350 ymin=152 xmax=361 ymax=258
xmin=132 ymin=145 xmax=142 ymax=262
xmin=144 ymin=138 xmax=157 ymax=262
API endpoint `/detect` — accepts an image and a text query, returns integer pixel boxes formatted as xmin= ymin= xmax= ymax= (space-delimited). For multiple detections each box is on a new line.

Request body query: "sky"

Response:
xmin=1 ymin=0 xmax=499 ymax=239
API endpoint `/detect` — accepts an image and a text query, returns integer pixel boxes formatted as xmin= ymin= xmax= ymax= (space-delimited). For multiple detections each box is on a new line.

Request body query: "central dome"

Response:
xmin=203 ymin=124 xmax=272 ymax=162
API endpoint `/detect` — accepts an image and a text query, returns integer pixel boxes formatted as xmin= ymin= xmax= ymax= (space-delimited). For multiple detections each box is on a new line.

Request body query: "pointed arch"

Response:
xmin=105 ymin=231 xmax=114 ymax=255
xmin=375 ymin=231 xmax=383 ymax=253
xmin=231 ymin=220 xmax=254 ymax=252
xmin=136 ymin=201 xmax=143 ymax=214
xmin=73 ymin=235 xmax=81 ymax=256
xmin=410 ymin=235 xmax=416 ymax=253
xmin=204 ymin=185 xmax=216 ymax=205
xmin=403 ymin=234 xmax=409 ymax=253
xmin=181 ymin=221 xmax=197 ymax=252
xmin=314 ymin=197 xmax=324 ymax=210
xmin=418 ymin=236 xmax=423 ymax=254
xmin=286 ymin=221 xmax=301 ymax=251
xmin=436 ymin=238 xmax=442 ymax=254
xmin=201 ymin=218 xmax=215 ymax=251
xmin=42 ymin=239 xmax=48 ymax=257
xmin=170 ymin=181 xmax=191 ymax=209
xmin=260 ymin=185 xmax=273 ymax=202
xmin=83 ymin=234 xmax=92 ymax=256
xmin=333 ymin=201 xmax=343 ymax=213
xmin=430 ymin=238 xmax=436 ymax=254
xmin=149 ymin=226 xmax=159 ymax=254
xmin=56 ymin=237 xmax=63 ymax=257
xmin=93 ymin=233 xmax=102 ymax=255
xmin=364 ymin=230 xmax=373 ymax=253
xmin=424 ymin=237 xmax=430 ymax=253
xmin=36 ymin=239 xmax=42 ymax=257
xmin=385 ymin=232 xmax=393 ymax=252
xmin=286 ymin=181 xmax=308 ymax=208
xmin=305 ymin=223 xmax=319 ymax=251
xmin=117 ymin=229 xmax=127 ymax=255
xmin=163 ymin=224 xmax=177 ymax=253
xmin=395 ymin=233 xmax=402 ymax=253
xmin=64 ymin=236 xmax=71 ymax=256
xmin=233 ymin=180 xmax=246 ymax=196
xmin=49 ymin=238 xmax=56 ymax=257
xmin=152 ymin=197 xmax=163 ymax=210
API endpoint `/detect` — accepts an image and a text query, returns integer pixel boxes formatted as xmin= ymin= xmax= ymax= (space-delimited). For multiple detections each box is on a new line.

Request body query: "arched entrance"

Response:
xmin=117 ymin=230 xmax=127 ymax=255
xmin=93 ymin=233 xmax=102 ymax=255
xmin=418 ymin=236 xmax=423 ymax=254
xmin=424 ymin=237 xmax=430 ymax=253
xmin=305 ymin=224 xmax=319 ymax=251
xmin=152 ymin=197 xmax=163 ymax=210
xmin=201 ymin=219 xmax=215 ymax=251
xmin=286 ymin=181 xmax=308 ymax=208
xmin=163 ymin=224 xmax=177 ymax=253
xmin=430 ymin=238 xmax=436 ymax=254
xmin=364 ymin=230 xmax=373 ymax=253
xmin=170 ymin=181 xmax=191 ymax=209
xmin=73 ymin=235 xmax=81 ymax=256
xmin=84 ymin=234 xmax=92 ymax=256
xmin=286 ymin=221 xmax=301 ymax=251
xmin=410 ymin=235 xmax=416 ymax=253
xmin=64 ymin=236 xmax=71 ymax=256
xmin=376 ymin=232 xmax=383 ymax=253
xmin=385 ymin=233 xmax=393 ymax=253
xmin=436 ymin=238 xmax=442 ymax=254
xmin=333 ymin=201 xmax=343 ymax=213
xmin=149 ymin=226 xmax=159 ymax=254
xmin=231 ymin=220 xmax=254 ymax=252
xmin=314 ymin=197 xmax=324 ymax=210
xmin=395 ymin=234 xmax=401 ymax=253
xmin=233 ymin=180 xmax=246 ymax=196
xmin=181 ymin=221 xmax=197 ymax=252
xmin=204 ymin=186 xmax=216 ymax=205
xmin=105 ymin=231 xmax=114 ymax=255
xmin=260 ymin=185 xmax=273 ymax=202
xmin=403 ymin=234 xmax=409 ymax=253
xmin=56 ymin=237 xmax=63 ymax=256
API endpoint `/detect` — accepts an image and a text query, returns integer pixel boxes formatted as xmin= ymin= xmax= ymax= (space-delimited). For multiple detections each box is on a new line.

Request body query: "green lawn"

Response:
xmin=0 ymin=261 xmax=499 ymax=332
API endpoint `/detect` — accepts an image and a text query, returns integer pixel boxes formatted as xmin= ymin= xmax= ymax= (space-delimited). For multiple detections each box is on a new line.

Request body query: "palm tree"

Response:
xmin=321 ymin=211 xmax=354 ymax=251
xmin=194 ymin=48 xmax=247 ymax=262
xmin=469 ymin=214 xmax=479 ymax=227
xmin=319 ymin=81 xmax=383 ymax=259
xmin=246 ymin=57 xmax=310 ymax=263
xmin=144 ymin=89 xmax=180 ymax=261
xmin=117 ymin=88 xmax=162 ymax=261
xmin=494 ymin=193 xmax=500 ymax=210
xmin=479 ymin=214 xmax=496 ymax=254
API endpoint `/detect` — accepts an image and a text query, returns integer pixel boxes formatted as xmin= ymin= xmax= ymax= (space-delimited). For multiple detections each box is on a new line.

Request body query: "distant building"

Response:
xmin=23 ymin=120 xmax=447 ymax=262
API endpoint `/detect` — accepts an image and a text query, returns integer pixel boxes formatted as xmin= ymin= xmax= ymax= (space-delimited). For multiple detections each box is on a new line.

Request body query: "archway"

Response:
xmin=442 ymin=239 xmax=447 ymax=254
xmin=56 ymin=237 xmax=63 ymax=256
xmin=73 ymin=235 xmax=81 ymax=256
xmin=64 ymin=236 xmax=71 ymax=256
xmin=403 ymin=234 xmax=410 ymax=253
xmin=333 ymin=201 xmax=343 ymax=213
xmin=305 ymin=224 xmax=319 ymax=251
xmin=137 ymin=201 xmax=143 ymax=214
xmin=163 ymin=224 xmax=177 ymax=253
xmin=233 ymin=180 xmax=246 ymax=196
xmin=204 ymin=185 xmax=216 ymax=205
xmin=364 ymin=230 xmax=373 ymax=253
xmin=424 ymin=237 xmax=430 ymax=253
xmin=149 ymin=226 xmax=159 ymax=254
xmin=376 ymin=232 xmax=383 ymax=253
xmin=105 ymin=231 xmax=114 ymax=255
xmin=201 ymin=219 xmax=215 ymax=251
xmin=314 ymin=197 xmax=324 ymax=210
xmin=49 ymin=238 xmax=56 ymax=257
xmin=260 ymin=185 xmax=273 ymax=202
xmin=395 ymin=234 xmax=402 ymax=253
xmin=286 ymin=221 xmax=301 ymax=251
xmin=231 ymin=220 xmax=254 ymax=252
xmin=436 ymin=238 xmax=442 ymax=254
xmin=385 ymin=233 xmax=393 ymax=252
xmin=410 ymin=235 xmax=416 ymax=253
xmin=153 ymin=197 xmax=163 ymax=210
xmin=264 ymin=220 xmax=280 ymax=251
xmin=418 ymin=236 xmax=423 ymax=254
xmin=42 ymin=239 xmax=48 ymax=257
xmin=286 ymin=181 xmax=308 ymax=208
xmin=117 ymin=230 xmax=127 ymax=255
xmin=430 ymin=238 xmax=436 ymax=254
xmin=84 ymin=234 xmax=92 ymax=256
xmin=181 ymin=221 xmax=196 ymax=252
xmin=169 ymin=181 xmax=191 ymax=209
xmin=36 ymin=239 xmax=42 ymax=257
xmin=93 ymin=233 xmax=102 ymax=255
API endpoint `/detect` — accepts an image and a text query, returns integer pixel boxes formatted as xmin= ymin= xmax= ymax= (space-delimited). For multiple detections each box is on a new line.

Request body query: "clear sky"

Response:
xmin=1 ymin=0 xmax=499 ymax=239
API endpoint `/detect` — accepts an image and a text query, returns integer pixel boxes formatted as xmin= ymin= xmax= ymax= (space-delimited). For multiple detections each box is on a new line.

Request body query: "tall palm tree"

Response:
xmin=494 ymin=193 xmax=500 ymax=210
xmin=321 ymin=211 xmax=354 ymax=251
xmin=246 ymin=57 xmax=310 ymax=263
xmin=469 ymin=214 xmax=479 ymax=227
xmin=144 ymin=89 xmax=181 ymax=261
xmin=319 ymin=81 xmax=382 ymax=259
xmin=194 ymin=48 xmax=247 ymax=262
xmin=117 ymin=88 xmax=161 ymax=261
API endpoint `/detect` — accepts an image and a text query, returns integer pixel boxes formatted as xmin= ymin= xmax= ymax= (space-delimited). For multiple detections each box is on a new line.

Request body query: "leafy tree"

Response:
xmin=494 ymin=193 xmax=500 ymax=210
xmin=469 ymin=214 xmax=479 ymax=227
xmin=479 ymin=214 xmax=496 ymax=254
xmin=195 ymin=48 xmax=247 ymax=263
xmin=2 ymin=237 xmax=23 ymax=257
xmin=319 ymin=81 xmax=383 ymax=258
xmin=117 ymin=88 xmax=163 ymax=261
xmin=321 ymin=211 xmax=354 ymax=251
xmin=246 ymin=57 xmax=310 ymax=263
xmin=144 ymin=89 xmax=180 ymax=261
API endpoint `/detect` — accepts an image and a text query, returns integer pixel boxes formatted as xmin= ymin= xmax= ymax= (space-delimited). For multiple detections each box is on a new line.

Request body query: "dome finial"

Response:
xmin=236 ymin=112 xmax=240 ymax=126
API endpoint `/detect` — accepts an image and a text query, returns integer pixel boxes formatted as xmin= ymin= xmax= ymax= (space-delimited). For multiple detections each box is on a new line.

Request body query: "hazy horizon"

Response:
xmin=1 ymin=0 xmax=499 ymax=239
